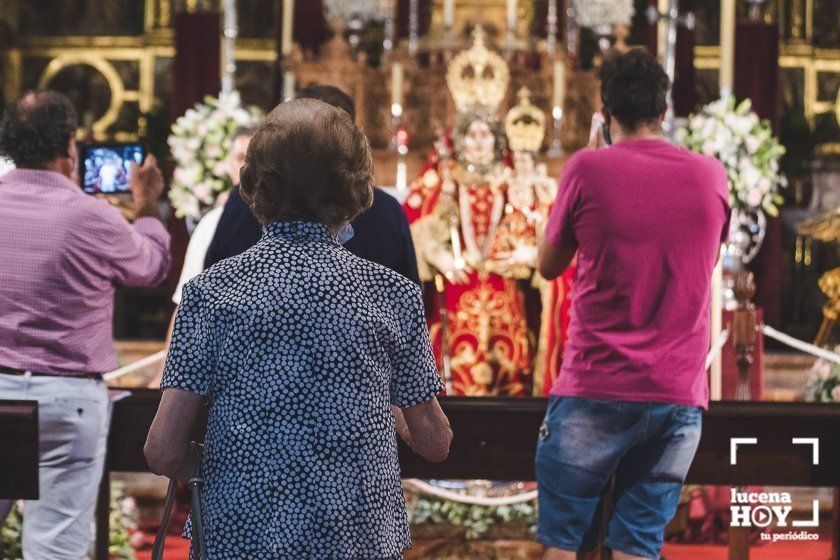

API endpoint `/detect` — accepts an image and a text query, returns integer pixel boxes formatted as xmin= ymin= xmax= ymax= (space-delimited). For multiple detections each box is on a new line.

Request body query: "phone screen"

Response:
xmin=601 ymin=109 xmax=612 ymax=147
xmin=80 ymin=143 xmax=144 ymax=195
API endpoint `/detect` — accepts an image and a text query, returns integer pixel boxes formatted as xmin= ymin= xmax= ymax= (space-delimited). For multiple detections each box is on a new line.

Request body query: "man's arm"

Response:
xmin=399 ymin=397 xmax=452 ymax=462
xmin=538 ymin=238 xmax=577 ymax=280
xmin=90 ymin=155 xmax=171 ymax=287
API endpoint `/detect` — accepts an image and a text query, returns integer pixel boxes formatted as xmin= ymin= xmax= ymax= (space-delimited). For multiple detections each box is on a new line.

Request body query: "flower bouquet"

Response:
xmin=806 ymin=355 xmax=840 ymax=403
xmin=167 ymin=91 xmax=263 ymax=221
xmin=676 ymin=97 xmax=787 ymax=216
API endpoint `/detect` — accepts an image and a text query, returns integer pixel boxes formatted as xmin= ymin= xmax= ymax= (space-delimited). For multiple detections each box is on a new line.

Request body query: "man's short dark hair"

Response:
xmin=599 ymin=49 xmax=670 ymax=132
xmin=297 ymin=85 xmax=355 ymax=122
xmin=240 ymin=98 xmax=373 ymax=227
xmin=0 ymin=91 xmax=77 ymax=169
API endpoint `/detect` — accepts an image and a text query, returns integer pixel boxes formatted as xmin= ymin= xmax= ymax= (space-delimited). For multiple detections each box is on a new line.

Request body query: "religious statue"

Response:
xmin=403 ymin=28 xmax=557 ymax=397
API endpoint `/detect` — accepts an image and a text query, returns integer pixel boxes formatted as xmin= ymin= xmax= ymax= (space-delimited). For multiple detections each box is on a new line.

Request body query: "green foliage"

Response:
xmin=0 ymin=504 xmax=23 ymax=560
xmin=806 ymin=358 xmax=840 ymax=403
xmin=407 ymin=495 xmax=538 ymax=540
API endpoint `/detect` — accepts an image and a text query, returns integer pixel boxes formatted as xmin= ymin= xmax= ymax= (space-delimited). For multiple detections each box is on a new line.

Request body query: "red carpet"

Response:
xmin=136 ymin=535 xmax=832 ymax=559
xmin=661 ymin=536 xmax=831 ymax=560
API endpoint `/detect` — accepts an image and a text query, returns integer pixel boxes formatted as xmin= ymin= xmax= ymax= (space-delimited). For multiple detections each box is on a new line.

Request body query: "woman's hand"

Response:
xmin=391 ymin=405 xmax=415 ymax=448
xmin=400 ymin=398 xmax=452 ymax=463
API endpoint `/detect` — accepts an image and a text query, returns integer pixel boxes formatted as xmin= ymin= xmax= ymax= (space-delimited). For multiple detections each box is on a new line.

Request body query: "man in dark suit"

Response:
xmin=204 ymin=85 xmax=420 ymax=285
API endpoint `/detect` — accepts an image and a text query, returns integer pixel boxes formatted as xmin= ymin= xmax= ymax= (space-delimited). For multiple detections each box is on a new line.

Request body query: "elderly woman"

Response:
xmin=145 ymin=98 xmax=452 ymax=559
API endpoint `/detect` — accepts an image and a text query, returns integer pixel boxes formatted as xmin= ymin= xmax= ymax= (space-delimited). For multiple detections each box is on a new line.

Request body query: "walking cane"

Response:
xmin=152 ymin=442 xmax=208 ymax=560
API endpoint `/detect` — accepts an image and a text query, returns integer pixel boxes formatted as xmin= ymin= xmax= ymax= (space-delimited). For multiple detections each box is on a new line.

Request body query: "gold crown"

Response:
xmin=446 ymin=26 xmax=510 ymax=114
xmin=504 ymin=87 xmax=546 ymax=152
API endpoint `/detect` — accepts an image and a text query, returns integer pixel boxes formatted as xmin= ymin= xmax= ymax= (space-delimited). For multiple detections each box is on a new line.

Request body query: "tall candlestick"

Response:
xmin=657 ymin=0 xmax=669 ymax=58
xmin=552 ymin=59 xmax=566 ymax=109
xmin=443 ymin=0 xmax=454 ymax=29
xmin=281 ymin=0 xmax=295 ymax=56
xmin=283 ymin=71 xmax=295 ymax=101
xmin=507 ymin=0 xmax=517 ymax=31
xmin=719 ymin=0 xmax=735 ymax=97
xmin=546 ymin=0 xmax=558 ymax=56
xmin=396 ymin=158 xmax=408 ymax=191
xmin=565 ymin=4 xmax=577 ymax=55
xmin=382 ymin=0 xmax=395 ymax=53
xmin=409 ymin=0 xmax=419 ymax=56
xmin=391 ymin=62 xmax=404 ymax=110
xmin=221 ymin=0 xmax=238 ymax=94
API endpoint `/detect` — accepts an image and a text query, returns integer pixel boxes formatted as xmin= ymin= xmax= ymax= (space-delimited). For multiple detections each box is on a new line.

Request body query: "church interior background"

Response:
xmin=1 ymin=0 xmax=840 ymax=558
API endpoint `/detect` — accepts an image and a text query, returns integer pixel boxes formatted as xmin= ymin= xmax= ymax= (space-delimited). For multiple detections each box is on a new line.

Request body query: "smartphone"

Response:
xmin=79 ymin=143 xmax=144 ymax=195
xmin=601 ymin=107 xmax=612 ymax=147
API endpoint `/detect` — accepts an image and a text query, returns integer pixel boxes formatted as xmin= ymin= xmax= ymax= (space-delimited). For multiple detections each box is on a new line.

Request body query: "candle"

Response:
xmin=408 ymin=0 xmax=419 ymax=55
xmin=655 ymin=0 xmax=669 ymax=59
xmin=281 ymin=0 xmax=294 ymax=56
xmin=396 ymin=158 xmax=408 ymax=191
xmin=552 ymin=59 xmax=566 ymax=110
xmin=391 ymin=62 xmax=404 ymax=109
xmin=506 ymin=0 xmax=517 ymax=31
xmin=719 ymin=0 xmax=735 ymax=97
xmin=283 ymin=71 xmax=295 ymax=101
xmin=443 ymin=0 xmax=454 ymax=29
xmin=546 ymin=0 xmax=557 ymax=56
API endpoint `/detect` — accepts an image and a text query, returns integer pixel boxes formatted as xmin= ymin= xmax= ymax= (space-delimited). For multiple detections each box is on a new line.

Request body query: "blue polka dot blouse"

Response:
xmin=162 ymin=221 xmax=444 ymax=559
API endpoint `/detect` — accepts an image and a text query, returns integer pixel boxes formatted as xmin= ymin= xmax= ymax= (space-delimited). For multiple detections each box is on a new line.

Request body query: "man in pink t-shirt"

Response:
xmin=534 ymin=50 xmax=730 ymax=560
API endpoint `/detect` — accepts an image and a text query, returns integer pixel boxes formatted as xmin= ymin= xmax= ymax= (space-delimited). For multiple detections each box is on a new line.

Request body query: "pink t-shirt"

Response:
xmin=545 ymin=139 xmax=730 ymax=409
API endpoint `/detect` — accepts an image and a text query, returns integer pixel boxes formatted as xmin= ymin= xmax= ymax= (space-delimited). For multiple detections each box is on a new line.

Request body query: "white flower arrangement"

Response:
xmin=167 ymin=91 xmax=263 ymax=221
xmin=806 ymin=353 xmax=840 ymax=403
xmin=677 ymin=97 xmax=787 ymax=216
xmin=571 ymin=0 xmax=635 ymax=29
xmin=0 ymin=156 xmax=15 ymax=177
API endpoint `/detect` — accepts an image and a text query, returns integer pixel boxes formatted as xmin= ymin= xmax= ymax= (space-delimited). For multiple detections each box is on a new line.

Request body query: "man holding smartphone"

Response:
xmin=535 ymin=50 xmax=731 ymax=560
xmin=0 ymin=91 xmax=170 ymax=559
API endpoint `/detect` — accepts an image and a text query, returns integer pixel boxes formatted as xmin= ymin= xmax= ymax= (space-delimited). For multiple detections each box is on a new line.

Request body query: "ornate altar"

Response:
xmin=399 ymin=28 xmax=563 ymax=397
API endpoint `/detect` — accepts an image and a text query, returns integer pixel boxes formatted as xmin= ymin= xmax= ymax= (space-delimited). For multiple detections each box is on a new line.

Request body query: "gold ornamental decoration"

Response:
xmin=504 ymin=87 xmax=546 ymax=152
xmin=446 ymin=25 xmax=510 ymax=114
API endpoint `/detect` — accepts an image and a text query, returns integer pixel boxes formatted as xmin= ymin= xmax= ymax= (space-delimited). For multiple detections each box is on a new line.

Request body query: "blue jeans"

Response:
xmin=535 ymin=396 xmax=702 ymax=560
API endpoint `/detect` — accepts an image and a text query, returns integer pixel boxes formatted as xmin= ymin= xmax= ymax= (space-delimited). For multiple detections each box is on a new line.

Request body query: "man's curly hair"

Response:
xmin=599 ymin=49 xmax=670 ymax=132
xmin=240 ymin=98 xmax=373 ymax=227
xmin=0 ymin=91 xmax=77 ymax=168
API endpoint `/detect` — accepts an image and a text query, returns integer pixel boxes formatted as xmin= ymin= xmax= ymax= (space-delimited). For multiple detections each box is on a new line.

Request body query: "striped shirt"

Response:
xmin=0 ymin=169 xmax=171 ymax=375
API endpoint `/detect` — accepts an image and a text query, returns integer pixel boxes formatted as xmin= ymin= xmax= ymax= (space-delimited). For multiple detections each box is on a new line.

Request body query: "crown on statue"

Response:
xmin=446 ymin=26 xmax=510 ymax=114
xmin=504 ymin=87 xmax=546 ymax=152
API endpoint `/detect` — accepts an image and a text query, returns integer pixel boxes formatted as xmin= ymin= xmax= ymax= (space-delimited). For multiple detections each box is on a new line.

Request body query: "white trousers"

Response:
xmin=0 ymin=372 xmax=110 ymax=560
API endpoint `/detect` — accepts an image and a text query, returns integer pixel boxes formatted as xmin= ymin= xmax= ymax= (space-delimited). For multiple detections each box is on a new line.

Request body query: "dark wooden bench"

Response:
xmin=95 ymin=392 xmax=840 ymax=559
xmin=0 ymin=400 xmax=38 ymax=501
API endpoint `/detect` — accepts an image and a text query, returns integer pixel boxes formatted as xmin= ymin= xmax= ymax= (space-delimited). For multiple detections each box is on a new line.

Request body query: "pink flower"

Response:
xmin=746 ymin=187 xmax=762 ymax=207
xmin=745 ymin=135 xmax=761 ymax=154
xmin=212 ymin=161 xmax=229 ymax=178
xmin=193 ymin=181 xmax=213 ymax=203
xmin=757 ymin=177 xmax=772 ymax=194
